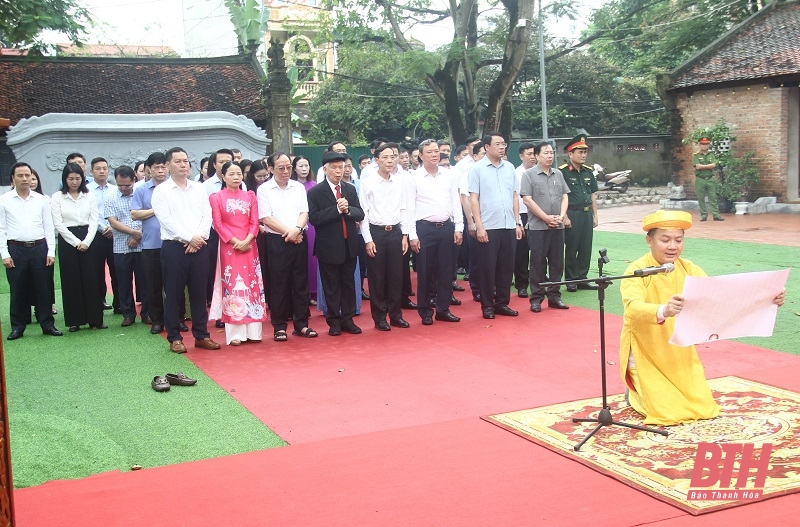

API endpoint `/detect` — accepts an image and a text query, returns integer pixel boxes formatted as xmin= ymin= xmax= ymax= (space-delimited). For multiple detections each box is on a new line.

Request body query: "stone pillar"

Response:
xmin=265 ymin=38 xmax=293 ymax=156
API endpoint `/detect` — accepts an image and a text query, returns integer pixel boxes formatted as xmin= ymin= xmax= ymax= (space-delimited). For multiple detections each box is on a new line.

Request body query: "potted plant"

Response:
xmin=719 ymin=152 xmax=760 ymax=214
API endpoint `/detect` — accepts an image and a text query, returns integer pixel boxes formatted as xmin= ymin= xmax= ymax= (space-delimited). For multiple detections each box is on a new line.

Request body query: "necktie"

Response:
xmin=336 ymin=184 xmax=348 ymax=239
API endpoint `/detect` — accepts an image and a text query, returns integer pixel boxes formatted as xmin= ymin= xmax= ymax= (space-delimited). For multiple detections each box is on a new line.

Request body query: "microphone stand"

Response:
xmin=540 ymin=249 xmax=668 ymax=451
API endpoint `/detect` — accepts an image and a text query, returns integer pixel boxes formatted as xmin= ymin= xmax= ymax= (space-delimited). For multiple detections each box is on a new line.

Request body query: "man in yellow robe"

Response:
xmin=620 ymin=210 xmax=785 ymax=426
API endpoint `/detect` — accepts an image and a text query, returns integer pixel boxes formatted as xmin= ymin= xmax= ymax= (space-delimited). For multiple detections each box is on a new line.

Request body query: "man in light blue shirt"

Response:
xmin=87 ymin=157 xmax=119 ymax=312
xmin=467 ymin=132 xmax=523 ymax=319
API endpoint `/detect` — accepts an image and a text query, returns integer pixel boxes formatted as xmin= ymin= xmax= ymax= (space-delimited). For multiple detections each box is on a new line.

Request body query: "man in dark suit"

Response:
xmin=307 ymin=152 xmax=366 ymax=336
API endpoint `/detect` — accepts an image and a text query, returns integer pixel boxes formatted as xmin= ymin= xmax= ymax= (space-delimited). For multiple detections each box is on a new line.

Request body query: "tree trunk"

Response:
xmin=483 ymin=0 xmax=535 ymax=134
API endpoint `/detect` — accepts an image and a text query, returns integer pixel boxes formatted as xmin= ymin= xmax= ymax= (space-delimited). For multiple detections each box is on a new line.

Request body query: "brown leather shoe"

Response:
xmin=170 ymin=340 xmax=187 ymax=354
xmin=194 ymin=337 xmax=221 ymax=350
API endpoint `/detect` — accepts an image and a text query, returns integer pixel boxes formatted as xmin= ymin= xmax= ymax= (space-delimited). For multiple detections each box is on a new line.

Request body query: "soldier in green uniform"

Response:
xmin=561 ymin=134 xmax=599 ymax=292
xmin=693 ymin=136 xmax=724 ymax=221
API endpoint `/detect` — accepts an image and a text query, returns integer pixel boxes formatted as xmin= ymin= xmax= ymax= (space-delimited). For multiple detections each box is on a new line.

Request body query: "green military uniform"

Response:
xmin=693 ymin=144 xmax=722 ymax=220
xmin=563 ymin=161 xmax=598 ymax=281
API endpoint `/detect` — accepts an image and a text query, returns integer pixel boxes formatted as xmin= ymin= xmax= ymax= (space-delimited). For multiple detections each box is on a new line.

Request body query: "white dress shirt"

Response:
xmin=203 ymin=175 xmax=246 ymax=197
xmin=454 ymin=156 xmax=476 ymax=197
xmin=0 ymin=189 xmax=56 ymax=259
xmin=87 ymin=180 xmax=116 ymax=232
xmin=151 ymin=178 xmax=212 ymax=242
xmin=359 ymin=171 xmax=411 ymax=244
xmin=408 ymin=166 xmax=463 ymax=240
xmin=257 ymin=178 xmax=308 ymax=234
xmin=50 ymin=191 xmax=99 ymax=247
xmin=515 ymin=164 xmax=533 ymax=215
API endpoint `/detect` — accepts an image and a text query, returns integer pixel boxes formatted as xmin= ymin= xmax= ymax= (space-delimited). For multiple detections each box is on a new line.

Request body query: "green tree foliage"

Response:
xmin=0 ymin=0 xmax=91 ymax=54
xmin=225 ymin=0 xmax=268 ymax=52
xmin=587 ymin=0 xmax=760 ymax=77
xmin=513 ymin=50 xmax=668 ymax=136
xmin=305 ymin=42 xmax=448 ymax=144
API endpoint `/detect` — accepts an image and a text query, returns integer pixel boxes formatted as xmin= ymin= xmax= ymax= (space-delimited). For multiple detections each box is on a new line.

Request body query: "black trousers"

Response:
xmin=133 ymin=251 xmax=148 ymax=318
xmin=255 ymin=232 xmax=270 ymax=307
xmin=366 ymin=225 xmax=403 ymax=323
xmin=318 ymin=243 xmax=358 ymax=329
xmin=401 ymin=249 xmax=413 ymax=300
xmin=94 ymin=234 xmax=119 ymax=308
xmin=457 ymin=212 xmax=470 ymax=270
xmin=161 ymin=240 xmax=209 ymax=343
xmin=527 ymin=229 xmax=565 ymax=303
xmin=415 ymin=220 xmax=454 ymax=319
xmin=514 ymin=212 xmax=530 ymax=292
xmin=477 ymin=229 xmax=516 ymax=309
xmin=113 ymin=252 xmax=141 ymax=319
xmin=59 ymin=227 xmax=104 ymax=327
xmin=564 ymin=209 xmax=594 ymax=280
xmin=6 ymin=242 xmax=54 ymax=332
xmin=266 ymin=233 xmax=310 ymax=332
xmin=206 ymin=228 xmax=219 ymax=306
xmin=466 ymin=231 xmax=481 ymax=295
xmin=141 ymin=248 xmax=164 ymax=324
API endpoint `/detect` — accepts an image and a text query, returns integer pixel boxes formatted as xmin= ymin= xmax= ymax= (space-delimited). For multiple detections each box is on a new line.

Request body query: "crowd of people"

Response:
xmin=2 ymin=135 xmax=790 ymax=426
xmin=0 ymin=134 xmax=602 ymax=350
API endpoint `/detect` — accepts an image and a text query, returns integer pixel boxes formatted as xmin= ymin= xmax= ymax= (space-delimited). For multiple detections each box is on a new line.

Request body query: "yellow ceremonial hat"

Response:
xmin=642 ymin=210 xmax=692 ymax=232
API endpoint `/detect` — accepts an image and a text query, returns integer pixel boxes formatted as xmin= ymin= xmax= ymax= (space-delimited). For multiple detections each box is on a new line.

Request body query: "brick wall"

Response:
xmin=672 ymin=84 xmax=790 ymax=201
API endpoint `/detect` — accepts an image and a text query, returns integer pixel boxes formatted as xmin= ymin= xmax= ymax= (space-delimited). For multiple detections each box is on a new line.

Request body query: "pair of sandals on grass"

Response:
xmin=274 ymin=327 xmax=317 ymax=342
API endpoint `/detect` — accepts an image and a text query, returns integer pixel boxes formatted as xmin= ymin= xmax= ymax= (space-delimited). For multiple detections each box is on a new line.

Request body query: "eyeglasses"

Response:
xmin=491 ymin=142 xmax=507 ymax=147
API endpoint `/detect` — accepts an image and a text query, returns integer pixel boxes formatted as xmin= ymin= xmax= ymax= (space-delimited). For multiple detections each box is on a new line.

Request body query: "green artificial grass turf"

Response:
xmin=562 ymin=231 xmax=800 ymax=355
xmin=2 ymin=295 xmax=286 ymax=488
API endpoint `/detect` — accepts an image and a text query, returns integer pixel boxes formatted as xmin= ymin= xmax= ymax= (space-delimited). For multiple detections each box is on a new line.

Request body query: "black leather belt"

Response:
xmin=568 ymin=206 xmax=591 ymax=212
xmin=371 ymin=223 xmax=400 ymax=231
xmin=8 ymin=239 xmax=45 ymax=247
xmin=420 ymin=220 xmax=452 ymax=228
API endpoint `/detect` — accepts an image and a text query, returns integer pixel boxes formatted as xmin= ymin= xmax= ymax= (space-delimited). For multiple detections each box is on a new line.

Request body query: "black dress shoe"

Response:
xmin=566 ymin=284 xmax=578 ymax=292
xmin=141 ymin=315 xmax=153 ymax=325
xmin=362 ymin=291 xmax=371 ymax=300
xmin=548 ymin=299 xmax=569 ymax=310
xmin=215 ymin=319 xmax=225 ymax=329
xmin=113 ymin=308 xmax=123 ymax=315
xmin=69 ymin=325 xmax=80 ymax=332
xmin=713 ymin=216 xmax=725 ymax=221
xmin=374 ymin=320 xmax=391 ymax=331
xmin=421 ymin=317 xmax=433 ymax=326
xmin=102 ymin=303 xmax=113 ymax=310
xmin=495 ymin=305 xmax=519 ymax=317
xmin=435 ymin=311 xmax=460 ymax=322
xmin=472 ymin=292 xmax=482 ymax=302
xmin=150 ymin=324 xmax=164 ymax=334
xmin=452 ymin=281 xmax=465 ymax=292
xmin=329 ymin=327 xmax=342 ymax=336
xmin=7 ymin=330 xmax=23 ymax=340
xmin=179 ymin=322 xmax=189 ymax=332
xmin=450 ymin=296 xmax=462 ymax=306
xmin=390 ymin=318 xmax=410 ymax=328
xmin=342 ymin=322 xmax=362 ymax=334
xmin=121 ymin=318 xmax=135 ymax=327
xmin=402 ymin=299 xmax=417 ymax=309
xmin=482 ymin=308 xmax=495 ymax=319
xmin=428 ymin=297 xmax=436 ymax=308
xmin=43 ymin=327 xmax=64 ymax=336
xmin=530 ymin=302 xmax=542 ymax=313
xmin=463 ymin=273 xmax=470 ymax=281
xmin=517 ymin=290 xmax=529 ymax=298
xmin=577 ymin=282 xmax=599 ymax=290
xmin=456 ymin=267 xmax=466 ymax=275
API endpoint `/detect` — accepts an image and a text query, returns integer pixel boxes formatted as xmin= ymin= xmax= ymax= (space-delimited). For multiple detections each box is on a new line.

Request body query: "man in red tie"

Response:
xmin=307 ymin=152 xmax=366 ymax=336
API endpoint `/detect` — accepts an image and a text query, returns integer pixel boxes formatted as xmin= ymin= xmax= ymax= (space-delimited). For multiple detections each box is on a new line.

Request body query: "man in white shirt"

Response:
xmin=258 ymin=152 xmax=315 ymax=341
xmin=359 ymin=143 xmax=411 ymax=331
xmin=152 ymin=147 xmax=220 ymax=353
xmin=408 ymin=139 xmax=463 ymax=325
xmin=0 ymin=163 xmax=62 ymax=339
xmin=514 ymin=142 xmax=537 ymax=298
xmin=87 ymin=157 xmax=119 ymax=312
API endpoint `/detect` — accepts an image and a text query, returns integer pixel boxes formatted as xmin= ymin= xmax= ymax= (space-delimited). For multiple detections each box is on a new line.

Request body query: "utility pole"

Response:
xmin=538 ymin=0 xmax=549 ymax=141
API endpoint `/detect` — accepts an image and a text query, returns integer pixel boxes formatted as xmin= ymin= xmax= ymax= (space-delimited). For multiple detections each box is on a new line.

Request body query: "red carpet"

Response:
xmin=15 ymin=293 xmax=800 ymax=526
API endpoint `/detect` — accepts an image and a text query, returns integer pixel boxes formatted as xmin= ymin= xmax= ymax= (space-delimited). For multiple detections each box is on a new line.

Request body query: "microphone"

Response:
xmin=634 ymin=263 xmax=675 ymax=277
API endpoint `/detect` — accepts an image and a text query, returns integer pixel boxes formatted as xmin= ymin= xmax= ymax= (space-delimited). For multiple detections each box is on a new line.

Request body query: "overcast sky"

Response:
xmin=45 ymin=0 xmax=599 ymax=55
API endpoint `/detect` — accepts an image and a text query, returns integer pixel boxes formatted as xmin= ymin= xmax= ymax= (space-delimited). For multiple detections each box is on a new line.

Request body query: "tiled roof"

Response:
xmin=0 ymin=56 xmax=266 ymax=126
xmin=669 ymin=1 xmax=800 ymax=90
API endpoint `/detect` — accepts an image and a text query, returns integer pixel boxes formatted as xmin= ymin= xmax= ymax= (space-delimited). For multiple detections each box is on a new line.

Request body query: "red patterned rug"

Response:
xmin=484 ymin=376 xmax=800 ymax=515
